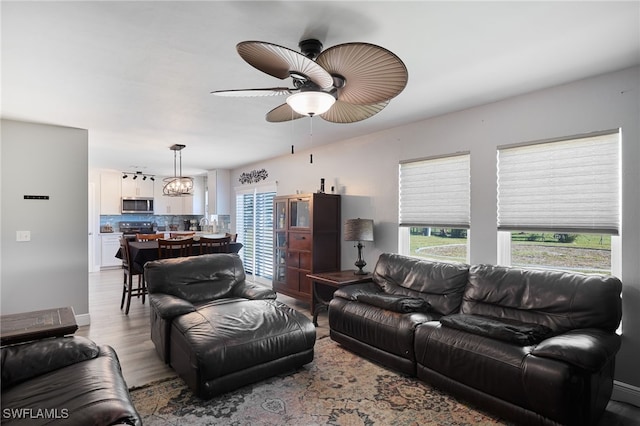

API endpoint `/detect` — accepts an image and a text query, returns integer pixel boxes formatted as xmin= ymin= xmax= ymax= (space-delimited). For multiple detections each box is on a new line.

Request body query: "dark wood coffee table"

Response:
xmin=1 ymin=307 xmax=78 ymax=346
xmin=307 ymin=270 xmax=373 ymax=326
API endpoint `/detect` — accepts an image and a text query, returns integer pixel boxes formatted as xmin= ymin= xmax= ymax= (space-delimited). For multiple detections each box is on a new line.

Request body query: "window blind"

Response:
xmin=497 ymin=131 xmax=620 ymax=234
xmin=254 ymin=191 xmax=274 ymax=278
xmin=235 ymin=189 xmax=275 ymax=278
xmin=399 ymin=153 xmax=470 ymax=228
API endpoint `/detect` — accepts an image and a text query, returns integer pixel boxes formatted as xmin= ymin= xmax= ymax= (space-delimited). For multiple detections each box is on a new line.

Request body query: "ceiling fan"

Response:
xmin=211 ymin=39 xmax=408 ymax=123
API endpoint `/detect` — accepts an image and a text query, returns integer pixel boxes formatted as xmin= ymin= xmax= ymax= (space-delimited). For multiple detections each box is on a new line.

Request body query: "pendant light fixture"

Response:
xmin=163 ymin=144 xmax=194 ymax=197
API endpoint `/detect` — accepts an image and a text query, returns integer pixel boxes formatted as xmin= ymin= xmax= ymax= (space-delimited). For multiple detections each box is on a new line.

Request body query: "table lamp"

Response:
xmin=344 ymin=218 xmax=374 ymax=275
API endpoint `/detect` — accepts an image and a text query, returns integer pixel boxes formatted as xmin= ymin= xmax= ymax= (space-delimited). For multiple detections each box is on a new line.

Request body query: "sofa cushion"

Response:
xmin=372 ymin=253 xmax=469 ymax=315
xmin=415 ymin=322 xmax=534 ymax=408
xmin=169 ymin=299 xmax=316 ymax=398
xmin=1 ymin=336 xmax=99 ymax=390
xmin=145 ymin=254 xmax=247 ymax=304
xmin=334 ymin=282 xmax=381 ymax=301
xmin=531 ymin=328 xmax=621 ymax=372
xmin=440 ymin=314 xmax=552 ymax=346
xmin=462 ymin=264 xmax=622 ymax=333
xmin=358 ymin=293 xmax=431 ymax=313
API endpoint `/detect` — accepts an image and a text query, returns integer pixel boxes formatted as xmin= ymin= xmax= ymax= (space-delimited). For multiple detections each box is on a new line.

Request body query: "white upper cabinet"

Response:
xmin=153 ymin=177 xmax=181 ymax=214
xmin=184 ymin=176 xmax=205 ymax=215
xmin=207 ymin=169 xmax=230 ymax=215
xmin=122 ymin=176 xmax=154 ymax=198
xmin=100 ymin=172 xmax=122 ymax=215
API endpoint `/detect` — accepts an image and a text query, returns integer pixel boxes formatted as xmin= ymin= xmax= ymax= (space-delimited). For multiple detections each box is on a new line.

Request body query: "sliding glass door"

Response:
xmin=236 ymin=188 xmax=276 ymax=280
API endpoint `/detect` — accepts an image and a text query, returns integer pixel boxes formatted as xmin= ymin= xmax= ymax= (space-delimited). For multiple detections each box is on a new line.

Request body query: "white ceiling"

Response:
xmin=2 ymin=1 xmax=639 ymax=177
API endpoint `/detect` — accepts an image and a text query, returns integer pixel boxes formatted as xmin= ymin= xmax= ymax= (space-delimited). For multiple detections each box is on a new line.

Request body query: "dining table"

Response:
xmin=116 ymin=238 xmax=243 ymax=268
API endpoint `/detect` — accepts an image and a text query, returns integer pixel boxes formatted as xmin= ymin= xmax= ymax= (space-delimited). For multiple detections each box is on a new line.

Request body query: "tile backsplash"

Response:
xmin=100 ymin=214 xmax=231 ymax=233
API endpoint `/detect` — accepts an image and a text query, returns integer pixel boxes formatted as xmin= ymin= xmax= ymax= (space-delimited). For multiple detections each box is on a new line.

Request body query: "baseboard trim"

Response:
xmin=612 ymin=380 xmax=640 ymax=407
xmin=75 ymin=313 xmax=91 ymax=327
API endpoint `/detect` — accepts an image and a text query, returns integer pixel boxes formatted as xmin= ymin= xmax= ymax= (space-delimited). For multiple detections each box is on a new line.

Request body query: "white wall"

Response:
xmin=231 ymin=67 xmax=640 ymax=393
xmin=1 ymin=119 xmax=89 ymax=321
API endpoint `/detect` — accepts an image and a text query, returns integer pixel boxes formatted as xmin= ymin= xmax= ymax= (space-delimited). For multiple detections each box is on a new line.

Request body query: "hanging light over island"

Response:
xmin=163 ymin=144 xmax=194 ymax=197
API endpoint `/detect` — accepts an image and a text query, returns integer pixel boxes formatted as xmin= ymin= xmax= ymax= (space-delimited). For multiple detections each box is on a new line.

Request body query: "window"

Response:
xmin=497 ymin=130 xmax=620 ymax=274
xmin=399 ymin=153 xmax=470 ymax=263
xmin=236 ymin=188 xmax=276 ymax=280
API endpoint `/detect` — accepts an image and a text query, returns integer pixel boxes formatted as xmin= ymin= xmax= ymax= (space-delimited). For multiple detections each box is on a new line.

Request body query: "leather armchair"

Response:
xmin=1 ymin=336 xmax=141 ymax=425
xmin=145 ymin=253 xmax=277 ymax=363
xmin=145 ymin=253 xmax=315 ymax=398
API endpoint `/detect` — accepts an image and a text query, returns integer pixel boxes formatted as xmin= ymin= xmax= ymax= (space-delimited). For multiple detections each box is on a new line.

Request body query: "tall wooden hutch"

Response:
xmin=273 ymin=193 xmax=341 ymax=303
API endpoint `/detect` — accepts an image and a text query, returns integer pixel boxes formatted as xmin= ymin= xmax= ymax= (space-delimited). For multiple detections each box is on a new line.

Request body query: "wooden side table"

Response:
xmin=0 ymin=307 xmax=78 ymax=346
xmin=307 ymin=270 xmax=373 ymax=326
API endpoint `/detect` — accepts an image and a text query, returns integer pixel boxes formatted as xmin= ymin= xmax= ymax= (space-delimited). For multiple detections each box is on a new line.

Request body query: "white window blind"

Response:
xmin=235 ymin=189 xmax=275 ymax=279
xmin=497 ymin=131 xmax=620 ymax=234
xmin=399 ymin=153 xmax=470 ymax=228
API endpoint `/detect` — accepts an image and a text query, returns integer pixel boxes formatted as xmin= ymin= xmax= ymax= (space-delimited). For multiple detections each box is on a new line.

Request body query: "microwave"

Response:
xmin=121 ymin=197 xmax=154 ymax=214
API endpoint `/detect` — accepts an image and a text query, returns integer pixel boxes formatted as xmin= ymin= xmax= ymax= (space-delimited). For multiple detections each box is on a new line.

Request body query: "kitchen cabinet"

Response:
xmin=179 ymin=176 xmax=204 ymax=215
xmin=122 ymin=176 xmax=154 ymax=198
xmin=153 ymin=175 xmax=204 ymax=215
xmin=100 ymin=233 xmax=123 ymax=268
xmin=272 ymin=193 xmax=341 ymax=304
xmin=207 ymin=169 xmax=230 ymax=215
xmin=100 ymin=172 xmax=122 ymax=215
xmin=153 ymin=178 xmax=181 ymax=214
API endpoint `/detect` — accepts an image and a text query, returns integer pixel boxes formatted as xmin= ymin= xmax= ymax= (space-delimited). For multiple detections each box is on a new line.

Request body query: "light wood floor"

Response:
xmin=78 ymin=268 xmax=639 ymax=425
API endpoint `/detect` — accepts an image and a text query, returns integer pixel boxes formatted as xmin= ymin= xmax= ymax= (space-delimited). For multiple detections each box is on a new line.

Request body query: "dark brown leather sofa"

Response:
xmin=1 ymin=336 xmax=141 ymax=425
xmin=329 ymin=253 xmax=623 ymax=426
xmin=145 ymin=253 xmax=316 ymax=398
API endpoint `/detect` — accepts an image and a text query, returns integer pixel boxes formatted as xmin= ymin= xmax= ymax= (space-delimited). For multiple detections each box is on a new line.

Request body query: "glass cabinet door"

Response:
xmin=275 ymin=200 xmax=287 ymax=230
xmin=289 ymin=198 xmax=310 ymax=228
xmin=274 ymin=243 xmax=286 ymax=283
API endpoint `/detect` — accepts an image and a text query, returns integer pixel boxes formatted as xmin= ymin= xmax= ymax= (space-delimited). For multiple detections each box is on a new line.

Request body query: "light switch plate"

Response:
xmin=16 ymin=231 xmax=31 ymax=242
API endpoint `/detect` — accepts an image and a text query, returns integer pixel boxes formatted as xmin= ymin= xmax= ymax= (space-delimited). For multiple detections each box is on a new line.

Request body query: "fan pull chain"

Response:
xmin=290 ymin=107 xmax=295 ymax=155
xmin=309 ymin=116 xmax=314 ymax=164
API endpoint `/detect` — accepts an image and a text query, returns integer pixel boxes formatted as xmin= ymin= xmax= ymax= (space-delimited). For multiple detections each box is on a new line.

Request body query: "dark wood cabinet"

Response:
xmin=273 ymin=193 xmax=341 ymax=304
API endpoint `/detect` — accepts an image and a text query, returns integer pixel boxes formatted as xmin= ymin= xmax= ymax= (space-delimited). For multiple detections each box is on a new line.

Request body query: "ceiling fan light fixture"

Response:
xmin=286 ymin=91 xmax=335 ymax=116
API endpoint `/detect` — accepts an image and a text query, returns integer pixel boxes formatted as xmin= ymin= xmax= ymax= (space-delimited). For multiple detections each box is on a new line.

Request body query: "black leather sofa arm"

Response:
xmin=233 ymin=281 xmax=277 ymax=300
xmin=334 ymin=282 xmax=381 ymax=301
xmin=1 ymin=336 xmax=99 ymax=390
xmin=531 ymin=328 xmax=621 ymax=372
xmin=150 ymin=293 xmax=196 ymax=319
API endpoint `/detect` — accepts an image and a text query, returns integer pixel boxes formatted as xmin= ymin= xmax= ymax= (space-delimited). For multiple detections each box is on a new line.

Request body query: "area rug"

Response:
xmin=130 ymin=337 xmax=508 ymax=425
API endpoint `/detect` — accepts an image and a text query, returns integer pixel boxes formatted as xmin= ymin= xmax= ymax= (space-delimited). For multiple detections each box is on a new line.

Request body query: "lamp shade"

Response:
xmin=344 ymin=218 xmax=374 ymax=242
xmin=286 ymin=91 xmax=335 ymax=116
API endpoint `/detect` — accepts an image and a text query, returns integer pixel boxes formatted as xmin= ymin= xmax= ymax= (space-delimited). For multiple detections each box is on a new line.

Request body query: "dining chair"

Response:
xmin=199 ymin=236 xmax=231 ymax=254
xmin=136 ymin=233 xmax=163 ymax=242
xmin=119 ymin=238 xmax=147 ymax=315
xmin=170 ymin=232 xmax=195 ymax=238
xmin=225 ymin=232 xmax=238 ymax=242
xmin=158 ymin=238 xmax=194 ymax=259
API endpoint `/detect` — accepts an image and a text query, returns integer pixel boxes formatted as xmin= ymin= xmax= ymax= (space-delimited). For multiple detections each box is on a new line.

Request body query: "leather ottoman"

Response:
xmin=169 ymin=298 xmax=316 ymax=399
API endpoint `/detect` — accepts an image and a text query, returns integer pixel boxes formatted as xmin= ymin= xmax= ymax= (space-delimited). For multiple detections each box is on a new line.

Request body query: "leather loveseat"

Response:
xmin=329 ymin=253 xmax=623 ymax=426
xmin=1 ymin=336 xmax=141 ymax=425
xmin=145 ymin=253 xmax=316 ymax=399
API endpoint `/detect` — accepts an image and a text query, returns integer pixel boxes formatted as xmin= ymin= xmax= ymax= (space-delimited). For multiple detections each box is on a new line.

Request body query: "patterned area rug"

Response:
xmin=130 ymin=337 xmax=508 ymax=425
